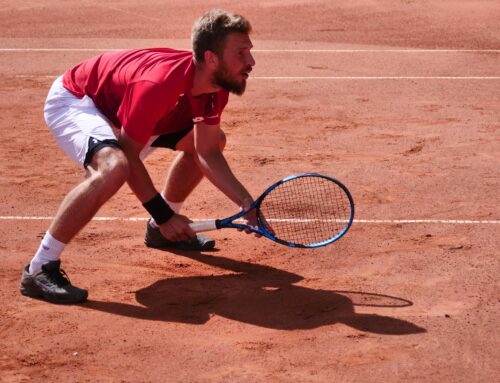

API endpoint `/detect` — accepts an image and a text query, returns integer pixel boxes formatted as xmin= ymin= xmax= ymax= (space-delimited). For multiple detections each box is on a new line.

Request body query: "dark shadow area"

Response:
xmin=83 ymin=250 xmax=425 ymax=334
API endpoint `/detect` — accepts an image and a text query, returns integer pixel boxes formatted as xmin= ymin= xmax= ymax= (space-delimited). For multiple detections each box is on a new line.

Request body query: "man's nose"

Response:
xmin=247 ymin=52 xmax=256 ymax=67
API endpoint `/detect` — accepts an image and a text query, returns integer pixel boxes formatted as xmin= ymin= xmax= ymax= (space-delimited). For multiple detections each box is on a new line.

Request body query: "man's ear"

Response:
xmin=204 ymin=50 xmax=219 ymax=68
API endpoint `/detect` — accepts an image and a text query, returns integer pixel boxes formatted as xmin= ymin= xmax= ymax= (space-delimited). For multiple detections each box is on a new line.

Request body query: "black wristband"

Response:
xmin=142 ymin=193 xmax=174 ymax=225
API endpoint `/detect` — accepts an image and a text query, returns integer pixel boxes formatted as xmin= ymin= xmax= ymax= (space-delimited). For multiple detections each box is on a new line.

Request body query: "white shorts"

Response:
xmin=44 ymin=76 xmax=121 ymax=167
xmin=44 ymin=76 xmax=160 ymax=167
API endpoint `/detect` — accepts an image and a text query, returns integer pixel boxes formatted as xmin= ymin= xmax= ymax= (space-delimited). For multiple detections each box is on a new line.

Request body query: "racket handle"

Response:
xmin=189 ymin=220 xmax=218 ymax=233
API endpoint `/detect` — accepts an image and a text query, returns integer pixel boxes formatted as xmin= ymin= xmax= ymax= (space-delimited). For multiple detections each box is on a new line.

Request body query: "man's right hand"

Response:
xmin=159 ymin=214 xmax=196 ymax=242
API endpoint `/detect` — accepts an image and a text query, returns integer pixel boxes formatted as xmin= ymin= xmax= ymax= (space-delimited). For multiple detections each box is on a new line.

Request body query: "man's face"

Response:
xmin=213 ymin=33 xmax=255 ymax=95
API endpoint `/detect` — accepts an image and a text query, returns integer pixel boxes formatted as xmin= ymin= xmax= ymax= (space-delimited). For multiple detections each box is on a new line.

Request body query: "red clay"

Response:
xmin=1 ymin=1 xmax=499 ymax=382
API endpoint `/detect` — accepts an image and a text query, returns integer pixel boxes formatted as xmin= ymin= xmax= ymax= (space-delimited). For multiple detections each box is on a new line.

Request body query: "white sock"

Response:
xmin=151 ymin=198 xmax=184 ymax=228
xmin=29 ymin=232 xmax=66 ymax=274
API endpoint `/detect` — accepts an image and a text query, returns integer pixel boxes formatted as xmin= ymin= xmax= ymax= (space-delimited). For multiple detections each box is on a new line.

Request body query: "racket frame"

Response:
xmin=213 ymin=173 xmax=355 ymax=248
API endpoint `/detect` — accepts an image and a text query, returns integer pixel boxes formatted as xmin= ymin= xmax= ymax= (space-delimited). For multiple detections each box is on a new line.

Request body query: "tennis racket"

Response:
xmin=190 ymin=173 xmax=354 ymax=248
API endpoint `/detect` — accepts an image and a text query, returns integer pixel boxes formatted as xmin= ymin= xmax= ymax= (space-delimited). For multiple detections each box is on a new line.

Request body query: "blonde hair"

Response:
xmin=191 ymin=9 xmax=252 ymax=62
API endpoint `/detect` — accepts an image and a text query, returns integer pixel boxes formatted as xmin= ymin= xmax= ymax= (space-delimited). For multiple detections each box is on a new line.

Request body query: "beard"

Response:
xmin=213 ymin=62 xmax=247 ymax=95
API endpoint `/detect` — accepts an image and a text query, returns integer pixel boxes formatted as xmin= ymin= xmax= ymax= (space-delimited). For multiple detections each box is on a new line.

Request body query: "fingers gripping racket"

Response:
xmin=190 ymin=173 xmax=354 ymax=248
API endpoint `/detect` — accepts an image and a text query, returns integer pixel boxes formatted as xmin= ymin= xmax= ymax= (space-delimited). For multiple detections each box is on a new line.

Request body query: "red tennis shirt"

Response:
xmin=62 ymin=48 xmax=229 ymax=145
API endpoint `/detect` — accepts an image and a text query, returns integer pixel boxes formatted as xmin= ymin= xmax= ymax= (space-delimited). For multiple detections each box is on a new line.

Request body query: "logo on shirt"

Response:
xmin=193 ymin=117 xmax=204 ymax=123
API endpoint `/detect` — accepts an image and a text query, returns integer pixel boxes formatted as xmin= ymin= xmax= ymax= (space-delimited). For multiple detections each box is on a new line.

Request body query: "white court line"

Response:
xmin=255 ymin=49 xmax=500 ymax=53
xmin=354 ymin=219 xmax=500 ymax=224
xmin=252 ymin=76 xmax=500 ymax=80
xmin=0 ymin=48 xmax=121 ymax=52
xmin=11 ymin=74 xmax=500 ymax=80
xmin=0 ymin=216 xmax=498 ymax=225
xmin=1 ymin=48 xmax=499 ymax=53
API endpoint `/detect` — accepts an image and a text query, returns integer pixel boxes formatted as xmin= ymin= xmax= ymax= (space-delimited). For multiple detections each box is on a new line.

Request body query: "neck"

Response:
xmin=192 ymin=60 xmax=220 ymax=96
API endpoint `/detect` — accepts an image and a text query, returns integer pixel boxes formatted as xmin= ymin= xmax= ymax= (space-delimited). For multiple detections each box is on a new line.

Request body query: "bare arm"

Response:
xmin=117 ymin=129 xmax=157 ymax=203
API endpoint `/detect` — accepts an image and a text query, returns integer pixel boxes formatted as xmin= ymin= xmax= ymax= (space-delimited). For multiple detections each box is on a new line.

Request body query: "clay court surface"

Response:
xmin=1 ymin=1 xmax=499 ymax=382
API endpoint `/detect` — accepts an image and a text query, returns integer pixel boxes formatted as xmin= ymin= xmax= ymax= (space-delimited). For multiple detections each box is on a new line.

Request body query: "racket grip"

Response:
xmin=189 ymin=220 xmax=218 ymax=233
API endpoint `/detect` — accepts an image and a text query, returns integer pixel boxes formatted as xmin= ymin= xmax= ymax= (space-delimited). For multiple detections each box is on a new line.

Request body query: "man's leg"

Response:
xmin=162 ymin=127 xmax=226 ymax=209
xmin=21 ymin=147 xmax=129 ymax=304
xmin=144 ymin=129 xmax=226 ymax=250
xmin=162 ymin=151 xmax=204 ymax=210
xmin=48 ymin=147 xmax=129 ymax=243
xmin=21 ymin=76 xmax=129 ymax=303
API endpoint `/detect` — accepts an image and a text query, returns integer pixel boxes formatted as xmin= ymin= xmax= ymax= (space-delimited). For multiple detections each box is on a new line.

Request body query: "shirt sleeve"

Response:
xmin=189 ymin=91 xmax=230 ymax=126
xmin=117 ymin=81 xmax=178 ymax=145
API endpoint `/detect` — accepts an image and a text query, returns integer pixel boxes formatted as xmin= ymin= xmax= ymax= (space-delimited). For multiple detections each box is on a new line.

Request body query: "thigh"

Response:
xmin=174 ymin=128 xmax=196 ymax=153
xmin=44 ymin=77 xmax=117 ymax=167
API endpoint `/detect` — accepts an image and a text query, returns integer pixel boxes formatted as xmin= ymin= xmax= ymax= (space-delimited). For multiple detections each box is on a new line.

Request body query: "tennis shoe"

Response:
xmin=20 ymin=260 xmax=88 ymax=304
xmin=144 ymin=218 xmax=215 ymax=251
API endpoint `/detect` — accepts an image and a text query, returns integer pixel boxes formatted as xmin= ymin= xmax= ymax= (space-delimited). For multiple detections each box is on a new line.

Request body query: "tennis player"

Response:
xmin=20 ymin=9 xmax=257 ymax=304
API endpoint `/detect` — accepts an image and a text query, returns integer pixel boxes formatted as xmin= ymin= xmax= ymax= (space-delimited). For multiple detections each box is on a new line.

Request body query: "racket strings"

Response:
xmin=259 ymin=176 xmax=351 ymax=246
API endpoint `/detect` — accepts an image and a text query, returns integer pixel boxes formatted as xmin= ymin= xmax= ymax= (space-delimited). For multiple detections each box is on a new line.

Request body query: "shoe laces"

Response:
xmin=45 ymin=266 xmax=71 ymax=287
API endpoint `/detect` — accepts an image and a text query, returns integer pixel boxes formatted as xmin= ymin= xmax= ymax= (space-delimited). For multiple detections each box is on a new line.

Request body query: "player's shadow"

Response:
xmin=84 ymin=251 xmax=425 ymax=334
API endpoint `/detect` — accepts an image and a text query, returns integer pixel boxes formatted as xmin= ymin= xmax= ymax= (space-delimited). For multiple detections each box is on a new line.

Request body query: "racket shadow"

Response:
xmin=84 ymin=251 xmax=425 ymax=334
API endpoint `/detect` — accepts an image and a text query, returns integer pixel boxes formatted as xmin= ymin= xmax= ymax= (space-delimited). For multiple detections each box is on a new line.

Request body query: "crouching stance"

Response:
xmin=20 ymin=9 xmax=257 ymax=304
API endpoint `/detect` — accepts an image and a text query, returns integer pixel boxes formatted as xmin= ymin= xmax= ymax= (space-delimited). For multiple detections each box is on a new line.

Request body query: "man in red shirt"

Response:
xmin=20 ymin=9 xmax=256 ymax=304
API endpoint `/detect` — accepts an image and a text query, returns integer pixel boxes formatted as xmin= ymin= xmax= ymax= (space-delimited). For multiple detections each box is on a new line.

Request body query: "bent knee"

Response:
xmin=90 ymin=147 xmax=129 ymax=186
